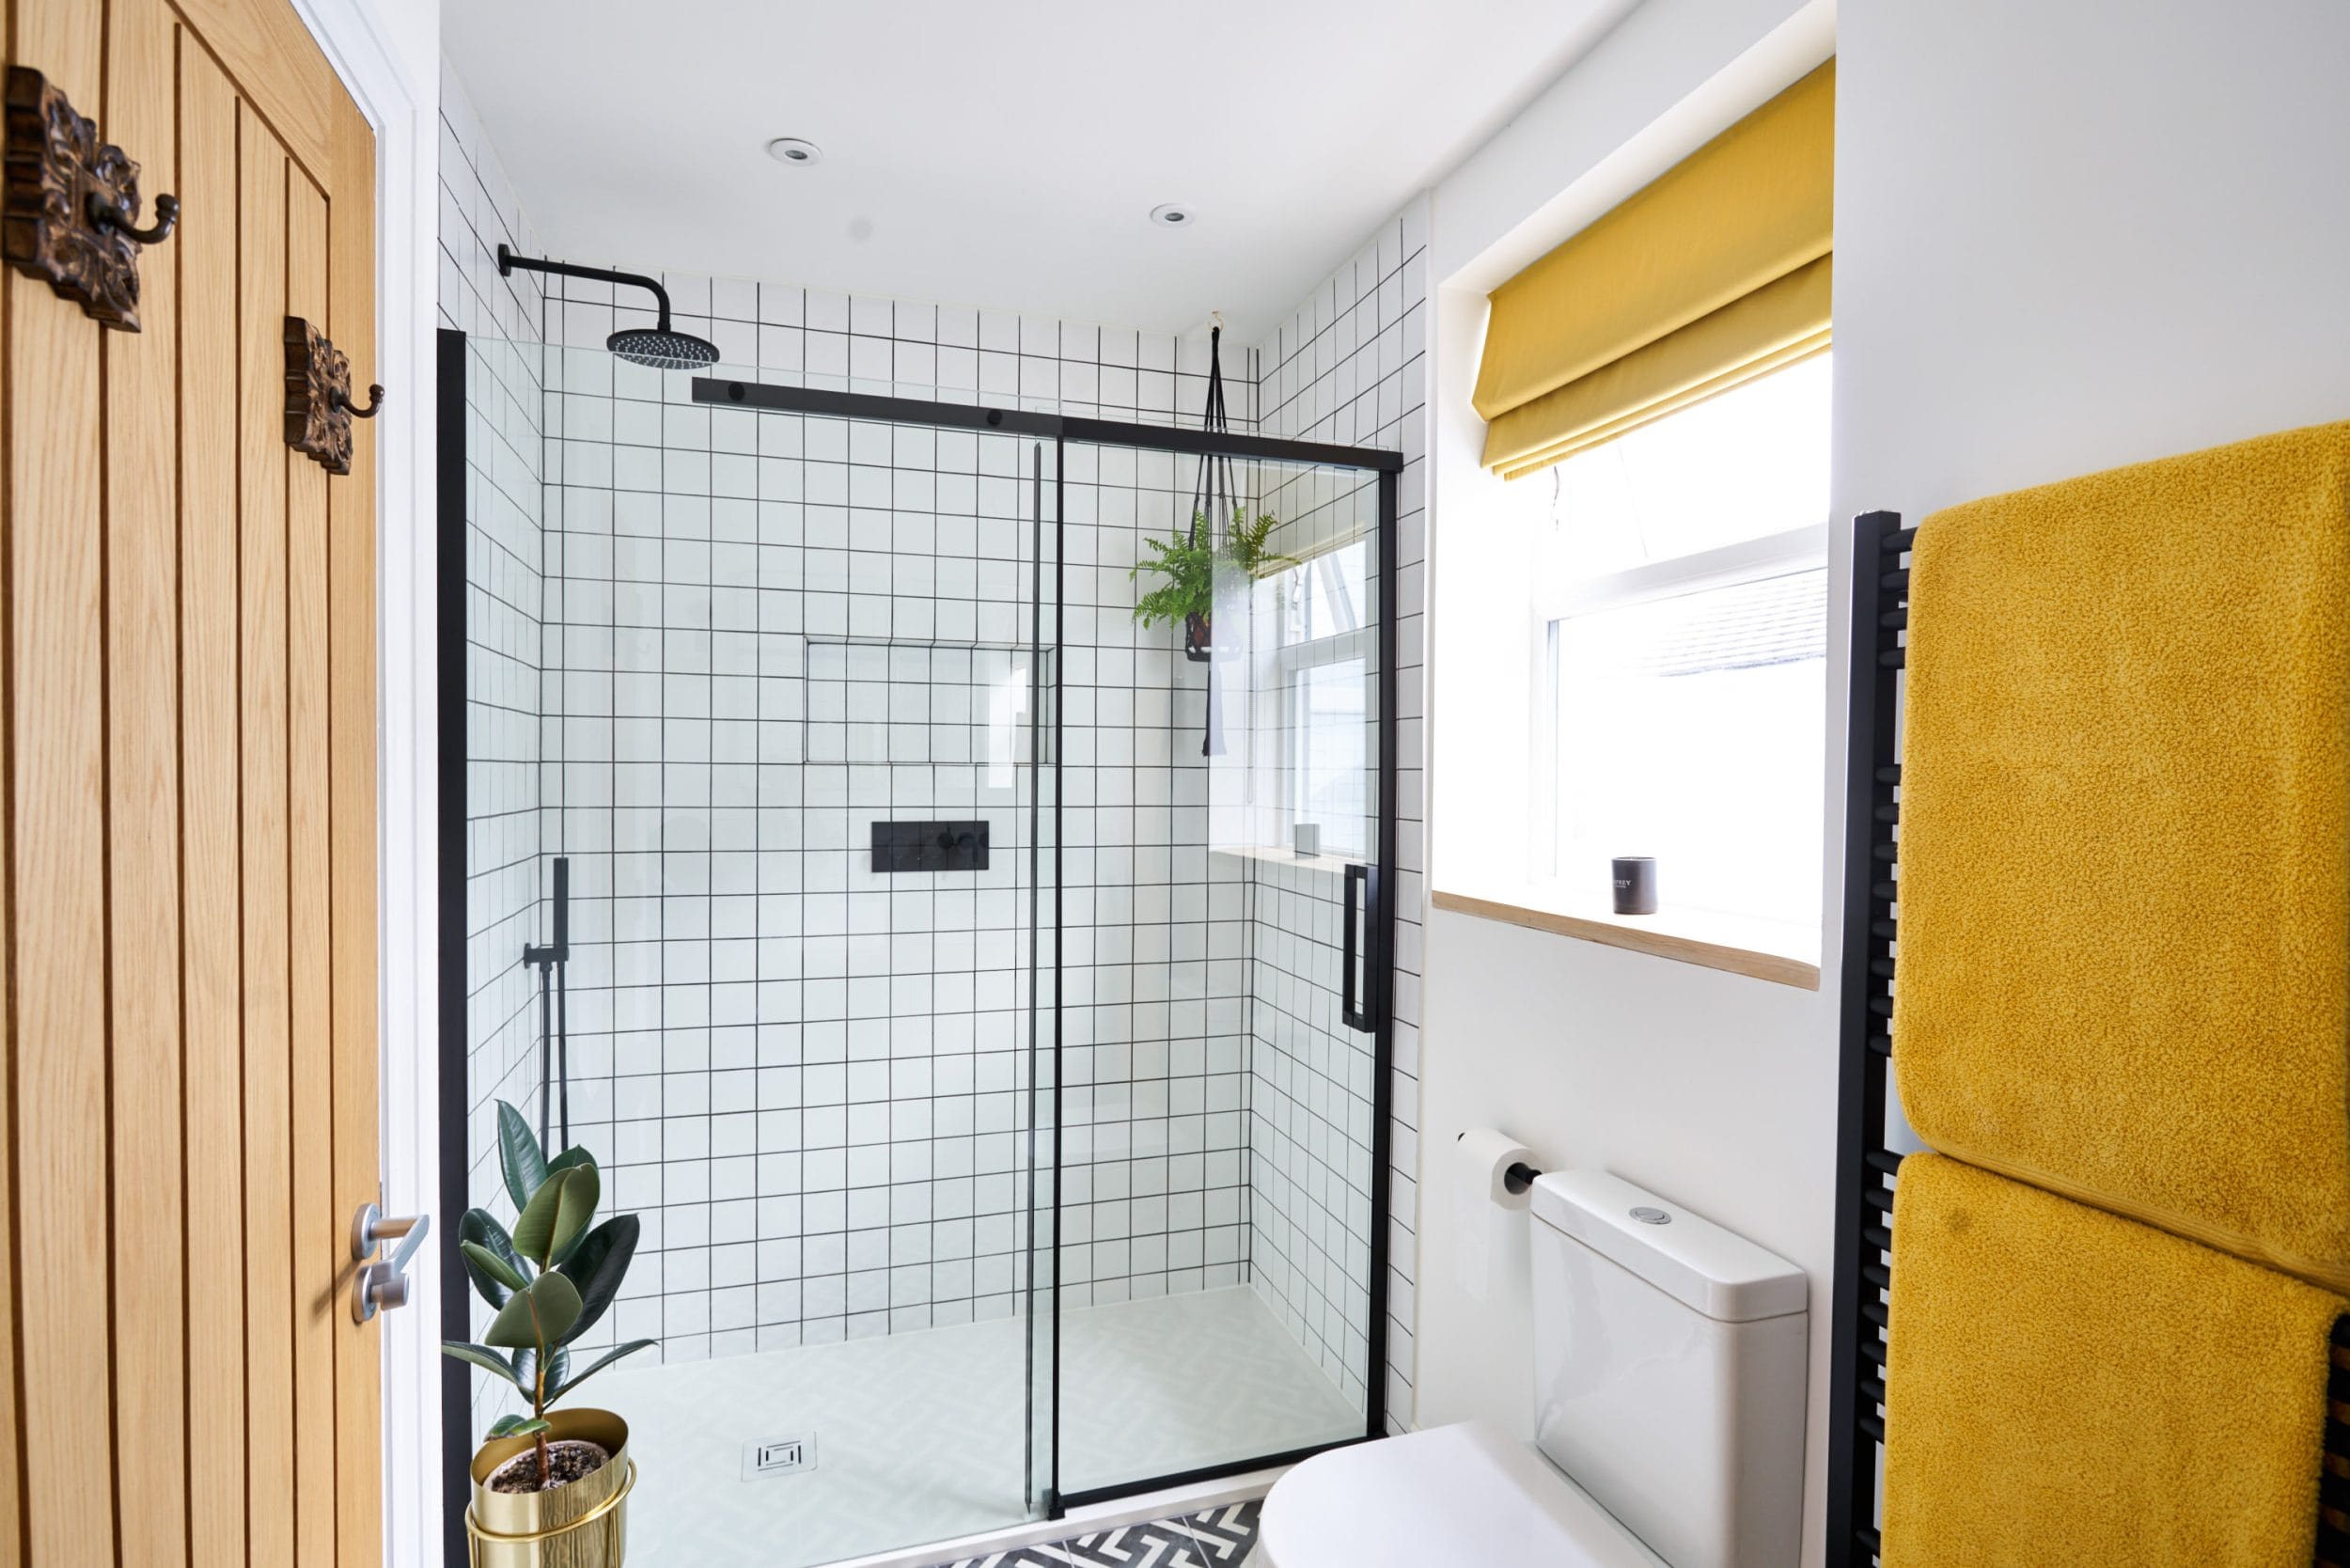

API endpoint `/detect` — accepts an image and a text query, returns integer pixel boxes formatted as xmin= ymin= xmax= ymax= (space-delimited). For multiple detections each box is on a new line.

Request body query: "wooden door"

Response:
xmin=0 ymin=0 xmax=382 ymax=1563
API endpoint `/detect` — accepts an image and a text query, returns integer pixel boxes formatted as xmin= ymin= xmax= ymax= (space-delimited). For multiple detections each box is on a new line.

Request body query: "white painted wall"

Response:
xmin=1416 ymin=1 xmax=2350 ymax=1564
xmin=1832 ymin=0 xmax=2350 ymax=519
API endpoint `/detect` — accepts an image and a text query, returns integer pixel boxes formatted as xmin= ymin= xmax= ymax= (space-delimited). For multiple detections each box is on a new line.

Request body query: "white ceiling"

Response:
xmin=442 ymin=0 xmax=1634 ymax=340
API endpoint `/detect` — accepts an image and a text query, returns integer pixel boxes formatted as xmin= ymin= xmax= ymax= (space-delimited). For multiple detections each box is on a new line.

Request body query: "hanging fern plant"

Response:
xmin=1131 ymin=506 xmax=1292 ymax=644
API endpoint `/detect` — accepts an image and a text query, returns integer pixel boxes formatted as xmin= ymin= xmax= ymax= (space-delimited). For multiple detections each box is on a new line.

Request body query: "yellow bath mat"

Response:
xmin=1892 ymin=418 xmax=2350 ymax=1289
xmin=1884 ymin=1154 xmax=2342 ymax=1567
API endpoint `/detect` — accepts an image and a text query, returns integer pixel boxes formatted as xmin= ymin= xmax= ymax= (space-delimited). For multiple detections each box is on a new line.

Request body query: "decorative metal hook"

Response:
xmin=283 ymin=315 xmax=380 ymax=475
xmin=335 ymin=383 xmax=384 ymax=419
xmin=86 ymin=189 xmax=176 ymax=246
xmin=2 ymin=67 xmax=163 ymax=329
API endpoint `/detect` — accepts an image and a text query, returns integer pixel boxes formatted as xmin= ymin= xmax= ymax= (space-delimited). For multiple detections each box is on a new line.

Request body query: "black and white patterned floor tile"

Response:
xmin=1180 ymin=1500 xmax=1261 ymax=1564
xmin=935 ymin=1497 xmax=1261 ymax=1568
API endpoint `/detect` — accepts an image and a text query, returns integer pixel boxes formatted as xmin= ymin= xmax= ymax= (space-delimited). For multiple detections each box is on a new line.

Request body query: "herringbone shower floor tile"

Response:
xmin=591 ymin=1290 xmax=1320 ymax=1567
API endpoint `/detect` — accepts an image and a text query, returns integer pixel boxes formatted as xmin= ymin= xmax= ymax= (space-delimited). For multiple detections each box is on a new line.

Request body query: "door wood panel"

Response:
xmin=7 ymin=2 xmax=115 ymax=1563
xmin=175 ymin=31 xmax=250 ymax=1568
xmin=326 ymin=86 xmax=384 ymax=1568
xmin=103 ymin=0 xmax=188 ymax=1562
xmin=0 ymin=5 xmax=16 ymax=1539
xmin=0 ymin=0 xmax=383 ymax=1561
xmin=237 ymin=110 xmax=297 ymax=1568
xmin=287 ymin=166 xmax=338 ymax=1568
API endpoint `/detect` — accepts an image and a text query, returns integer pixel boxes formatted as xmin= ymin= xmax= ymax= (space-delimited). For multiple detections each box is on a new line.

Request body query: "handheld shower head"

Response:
xmin=496 ymin=244 xmax=721 ymax=370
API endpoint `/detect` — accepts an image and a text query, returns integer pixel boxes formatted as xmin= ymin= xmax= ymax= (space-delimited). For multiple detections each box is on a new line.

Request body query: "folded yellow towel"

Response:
xmin=1892 ymin=419 xmax=2350 ymax=1289
xmin=1884 ymin=1153 xmax=2342 ymax=1567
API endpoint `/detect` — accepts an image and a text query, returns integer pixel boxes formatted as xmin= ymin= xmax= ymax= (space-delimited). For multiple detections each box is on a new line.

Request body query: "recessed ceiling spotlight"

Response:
xmin=766 ymin=137 xmax=822 ymax=166
xmin=1149 ymin=203 xmax=1196 ymax=228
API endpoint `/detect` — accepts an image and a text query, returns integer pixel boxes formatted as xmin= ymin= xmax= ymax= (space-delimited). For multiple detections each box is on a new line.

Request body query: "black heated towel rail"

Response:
xmin=1823 ymin=511 xmax=2350 ymax=1568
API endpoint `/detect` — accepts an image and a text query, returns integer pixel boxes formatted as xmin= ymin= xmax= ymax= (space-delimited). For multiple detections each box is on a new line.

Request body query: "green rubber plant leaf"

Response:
xmin=511 ymin=1164 xmax=600 ymax=1270
xmin=439 ymin=1341 xmax=524 ymax=1391
xmin=554 ymin=1214 xmax=638 ymax=1344
xmin=509 ymin=1168 xmax=568 ymax=1268
xmin=545 ymin=1156 xmax=601 ymax=1267
xmin=482 ymin=1271 xmax=584 ymax=1352
xmin=487 ymin=1414 xmax=551 ymax=1440
xmin=511 ymin=1343 xmax=571 ymax=1405
xmin=457 ymin=1208 xmax=526 ymax=1309
xmin=551 ymin=1340 xmax=658 ymax=1403
xmin=496 ymin=1101 xmax=547 ymax=1215
xmin=548 ymin=1145 xmax=597 ymax=1179
xmin=462 ymin=1240 xmax=529 ymax=1297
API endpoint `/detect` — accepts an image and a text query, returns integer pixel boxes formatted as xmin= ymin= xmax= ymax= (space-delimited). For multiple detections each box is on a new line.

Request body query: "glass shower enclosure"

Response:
xmin=438 ymin=327 xmax=1398 ymax=1567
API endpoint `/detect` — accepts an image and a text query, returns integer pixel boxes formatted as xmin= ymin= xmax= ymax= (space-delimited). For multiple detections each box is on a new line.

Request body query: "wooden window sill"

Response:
xmin=1431 ymin=887 xmax=1822 ymax=990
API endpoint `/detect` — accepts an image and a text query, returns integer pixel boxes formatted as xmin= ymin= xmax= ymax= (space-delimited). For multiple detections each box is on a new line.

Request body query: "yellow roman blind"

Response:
xmin=1475 ymin=58 xmax=1834 ymax=479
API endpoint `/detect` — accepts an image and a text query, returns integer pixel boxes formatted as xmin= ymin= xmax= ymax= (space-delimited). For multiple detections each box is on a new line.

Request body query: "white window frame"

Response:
xmin=1277 ymin=621 xmax=1376 ymax=859
xmin=1537 ymin=521 xmax=1828 ymax=884
xmin=1534 ymin=522 xmax=1827 ymax=623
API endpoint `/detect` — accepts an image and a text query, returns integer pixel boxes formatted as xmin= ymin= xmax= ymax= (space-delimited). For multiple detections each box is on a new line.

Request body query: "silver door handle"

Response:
xmin=352 ymin=1202 xmax=431 ymax=1324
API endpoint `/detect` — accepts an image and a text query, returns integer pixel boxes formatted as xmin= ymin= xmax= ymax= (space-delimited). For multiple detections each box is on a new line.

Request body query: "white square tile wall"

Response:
xmin=1251 ymin=196 xmax=1431 ymax=1431
xmin=442 ymin=58 xmax=552 ymax=1439
xmin=803 ymin=641 xmax=1035 ymax=768
xmin=529 ymin=277 xmax=1264 ymax=1368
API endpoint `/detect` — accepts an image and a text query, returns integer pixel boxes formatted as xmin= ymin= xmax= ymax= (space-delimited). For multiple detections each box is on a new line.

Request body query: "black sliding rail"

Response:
xmin=1825 ymin=512 xmax=2350 ymax=1568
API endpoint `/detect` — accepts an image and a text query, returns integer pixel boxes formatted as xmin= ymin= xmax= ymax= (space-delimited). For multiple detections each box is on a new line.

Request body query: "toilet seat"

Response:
xmin=1257 ymin=1420 xmax=1668 ymax=1568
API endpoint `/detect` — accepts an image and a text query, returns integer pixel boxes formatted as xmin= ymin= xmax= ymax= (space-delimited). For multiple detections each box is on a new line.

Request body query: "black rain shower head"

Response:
xmin=604 ymin=325 xmax=720 ymax=370
xmin=496 ymin=244 xmax=721 ymax=370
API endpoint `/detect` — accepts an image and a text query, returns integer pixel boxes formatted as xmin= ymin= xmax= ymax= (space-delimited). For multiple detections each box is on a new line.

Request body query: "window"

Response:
xmin=1536 ymin=353 xmax=1830 ymax=935
xmin=1272 ymin=543 xmax=1372 ymax=859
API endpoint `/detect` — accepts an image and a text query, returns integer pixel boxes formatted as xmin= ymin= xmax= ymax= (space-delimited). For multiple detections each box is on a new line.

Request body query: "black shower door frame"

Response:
xmin=695 ymin=378 xmax=1404 ymax=1514
xmin=433 ymin=334 xmax=1402 ymax=1550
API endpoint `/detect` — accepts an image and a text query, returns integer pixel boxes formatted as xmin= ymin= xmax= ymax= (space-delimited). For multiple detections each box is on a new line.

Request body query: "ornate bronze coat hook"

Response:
xmin=1 ymin=67 xmax=178 ymax=332
xmin=283 ymin=316 xmax=384 ymax=477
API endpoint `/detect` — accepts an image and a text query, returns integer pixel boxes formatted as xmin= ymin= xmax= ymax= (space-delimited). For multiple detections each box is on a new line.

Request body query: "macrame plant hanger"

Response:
xmin=1189 ymin=313 xmax=1238 ymax=757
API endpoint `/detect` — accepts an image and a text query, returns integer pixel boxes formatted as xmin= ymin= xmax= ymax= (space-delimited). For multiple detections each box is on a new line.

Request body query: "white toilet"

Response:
xmin=1260 ymin=1169 xmax=1809 ymax=1568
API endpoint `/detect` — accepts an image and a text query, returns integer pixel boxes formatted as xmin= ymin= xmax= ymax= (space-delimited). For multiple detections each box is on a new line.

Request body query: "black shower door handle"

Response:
xmin=1342 ymin=860 xmax=1378 ymax=1033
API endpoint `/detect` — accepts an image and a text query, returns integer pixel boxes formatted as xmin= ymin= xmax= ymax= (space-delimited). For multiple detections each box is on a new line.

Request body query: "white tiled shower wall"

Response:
xmin=440 ymin=59 xmax=1425 ymax=1430
xmin=1248 ymin=197 xmax=1430 ymax=1431
xmin=440 ymin=61 xmax=551 ymax=1435
xmin=440 ymin=59 xmax=547 ymax=1278
xmin=528 ymin=286 xmax=1264 ymax=1359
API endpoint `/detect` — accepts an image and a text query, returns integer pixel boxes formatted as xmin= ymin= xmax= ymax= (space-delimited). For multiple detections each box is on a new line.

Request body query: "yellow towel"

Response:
xmin=1884 ymin=1154 xmax=2342 ymax=1567
xmin=1892 ymin=419 xmax=2350 ymax=1289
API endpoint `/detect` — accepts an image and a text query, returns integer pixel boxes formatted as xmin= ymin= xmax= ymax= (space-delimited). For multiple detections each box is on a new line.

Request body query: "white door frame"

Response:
xmin=284 ymin=0 xmax=441 ymax=1560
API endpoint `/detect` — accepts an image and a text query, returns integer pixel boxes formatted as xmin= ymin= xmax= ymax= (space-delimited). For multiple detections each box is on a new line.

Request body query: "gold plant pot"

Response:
xmin=466 ymin=1408 xmax=634 ymax=1568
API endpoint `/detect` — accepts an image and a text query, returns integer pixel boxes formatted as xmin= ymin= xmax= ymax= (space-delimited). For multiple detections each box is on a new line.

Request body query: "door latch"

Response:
xmin=351 ymin=1201 xmax=431 ymax=1324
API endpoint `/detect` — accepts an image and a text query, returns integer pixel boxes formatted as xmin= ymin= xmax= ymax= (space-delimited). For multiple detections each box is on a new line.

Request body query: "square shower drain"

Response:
xmin=741 ymin=1434 xmax=817 ymax=1481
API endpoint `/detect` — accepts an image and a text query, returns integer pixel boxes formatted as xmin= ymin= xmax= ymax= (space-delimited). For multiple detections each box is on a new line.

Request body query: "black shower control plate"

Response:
xmin=871 ymin=820 xmax=990 ymax=873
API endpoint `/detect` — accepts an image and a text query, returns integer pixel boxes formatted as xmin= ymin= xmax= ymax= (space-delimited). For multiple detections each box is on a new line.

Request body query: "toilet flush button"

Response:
xmin=1630 ymin=1206 xmax=1672 ymax=1225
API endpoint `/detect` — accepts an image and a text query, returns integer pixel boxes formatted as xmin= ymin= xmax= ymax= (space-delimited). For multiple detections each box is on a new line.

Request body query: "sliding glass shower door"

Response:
xmin=1047 ymin=440 xmax=1389 ymax=1500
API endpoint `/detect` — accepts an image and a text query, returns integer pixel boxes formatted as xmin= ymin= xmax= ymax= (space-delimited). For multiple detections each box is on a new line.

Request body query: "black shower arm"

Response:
xmin=496 ymin=244 xmax=676 ymax=331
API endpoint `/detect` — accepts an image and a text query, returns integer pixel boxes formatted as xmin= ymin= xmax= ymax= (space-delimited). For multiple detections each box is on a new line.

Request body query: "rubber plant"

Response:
xmin=1130 ymin=506 xmax=1292 ymax=649
xmin=442 ymin=1103 xmax=656 ymax=1490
